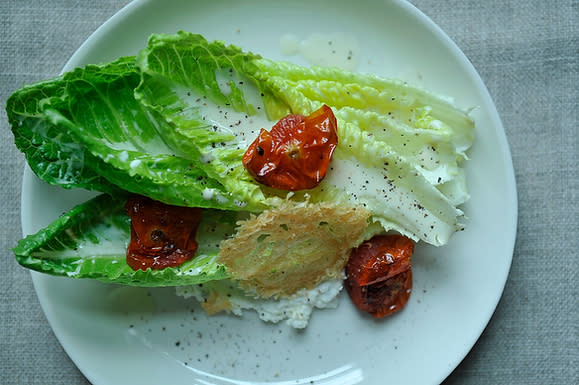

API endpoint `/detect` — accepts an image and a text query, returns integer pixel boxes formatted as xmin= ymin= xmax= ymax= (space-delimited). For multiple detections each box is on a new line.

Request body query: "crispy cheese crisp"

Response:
xmin=218 ymin=200 xmax=370 ymax=298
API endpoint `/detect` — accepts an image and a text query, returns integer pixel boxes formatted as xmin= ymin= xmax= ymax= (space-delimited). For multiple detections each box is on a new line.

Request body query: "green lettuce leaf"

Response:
xmin=13 ymin=193 xmax=237 ymax=286
xmin=6 ymin=63 xmax=128 ymax=195
xmin=7 ymin=56 xmax=245 ymax=211
xmin=135 ymin=32 xmax=274 ymax=211
xmin=135 ymin=32 xmax=474 ymax=245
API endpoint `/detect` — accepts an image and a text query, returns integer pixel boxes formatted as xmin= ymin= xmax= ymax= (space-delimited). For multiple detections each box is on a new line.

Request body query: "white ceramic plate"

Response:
xmin=21 ymin=0 xmax=517 ymax=384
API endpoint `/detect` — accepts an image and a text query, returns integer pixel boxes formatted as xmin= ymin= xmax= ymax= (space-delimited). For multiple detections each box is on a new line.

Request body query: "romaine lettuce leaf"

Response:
xmin=7 ymin=56 xmax=246 ymax=211
xmin=135 ymin=32 xmax=474 ymax=245
xmin=13 ymin=193 xmax=236 ymax=286
xmin=135 ymin=32 xmax=274 ymax=211
xmin=6 ymin=65 xmax=126 ymax=195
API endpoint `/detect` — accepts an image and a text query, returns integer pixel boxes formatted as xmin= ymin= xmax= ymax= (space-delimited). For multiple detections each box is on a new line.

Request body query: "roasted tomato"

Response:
xmin=125 ymin=195 xmax=202 ymax=271
xmin=345 ymin=234 xmax=414 ymax=318
xmin=242 ymin=104 xmax=338 ymax=191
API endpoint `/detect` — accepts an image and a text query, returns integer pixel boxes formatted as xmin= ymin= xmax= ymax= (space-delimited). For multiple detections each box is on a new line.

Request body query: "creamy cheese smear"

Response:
xmin=177 ymin=277 xmax=344 ymax=329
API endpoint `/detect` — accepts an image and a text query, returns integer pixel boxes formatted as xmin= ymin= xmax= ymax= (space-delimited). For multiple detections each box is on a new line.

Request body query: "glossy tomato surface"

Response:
xmin=345 ymin=234 xmax=414 ymax=318
xmin=243 ymin=104 xmax=338 ymax=191
xmin=125 ymin=195 xmax=203 ymax=270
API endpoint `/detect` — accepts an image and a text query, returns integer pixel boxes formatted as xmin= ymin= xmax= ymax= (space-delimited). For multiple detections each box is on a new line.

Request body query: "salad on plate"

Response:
xmin=7 ymin=31 xmax=474 ymax=328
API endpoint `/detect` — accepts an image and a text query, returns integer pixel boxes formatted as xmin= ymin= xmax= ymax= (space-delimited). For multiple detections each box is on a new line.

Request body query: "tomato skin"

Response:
xmin=242 ymin=104 xmax=338 ymax=191
xmin=125 ymin=195 xmax=202 ymax=271
xmin=345 ymin=234 xmax=414 ymax=318
xmin=346 ymin=270 xmax=413 ymax=318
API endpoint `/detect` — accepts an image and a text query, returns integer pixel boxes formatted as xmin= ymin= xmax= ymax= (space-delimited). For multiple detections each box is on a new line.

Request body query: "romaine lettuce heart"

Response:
xmin=7 ymin=31 xmax=475 ymax=288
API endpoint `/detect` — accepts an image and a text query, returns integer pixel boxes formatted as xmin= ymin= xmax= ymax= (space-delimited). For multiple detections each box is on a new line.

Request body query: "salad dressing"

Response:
xmin=323 ymin=156 xmax=456 ymax=246
xmin=280 ymin=32 xmax=360 ymax=71
xmin=174 ymin=81 xmax=270 ymax=151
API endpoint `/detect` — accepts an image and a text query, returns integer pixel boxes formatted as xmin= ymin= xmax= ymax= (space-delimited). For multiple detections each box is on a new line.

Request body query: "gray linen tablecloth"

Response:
xmin=1 ymin=1 xmax=576 ymax=384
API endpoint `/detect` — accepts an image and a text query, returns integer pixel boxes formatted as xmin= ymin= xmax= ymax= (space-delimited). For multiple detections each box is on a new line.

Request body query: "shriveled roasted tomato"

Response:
xmin=347 ymin=270 xmax=413 ymax=318
xmin=125 ymin=195 xmax=202 ymax=271
xmin=242 ymin=104 xmax=338 ymax=191
xmin=345 ymin=234 xmax=414 ymax=318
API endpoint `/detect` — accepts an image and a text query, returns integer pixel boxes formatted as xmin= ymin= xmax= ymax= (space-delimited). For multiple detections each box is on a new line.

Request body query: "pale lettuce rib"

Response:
xmin=244 ymin=57 xmax=473 ymax=245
